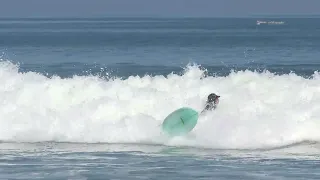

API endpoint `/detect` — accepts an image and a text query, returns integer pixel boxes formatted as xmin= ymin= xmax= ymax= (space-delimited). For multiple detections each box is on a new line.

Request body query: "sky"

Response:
xmin=1 ymin=0 xmax=320 ymax=18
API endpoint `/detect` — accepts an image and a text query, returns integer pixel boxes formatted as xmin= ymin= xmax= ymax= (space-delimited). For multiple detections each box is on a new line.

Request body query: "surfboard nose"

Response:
xmin=161 ymin=107 xmax=199 ymax=136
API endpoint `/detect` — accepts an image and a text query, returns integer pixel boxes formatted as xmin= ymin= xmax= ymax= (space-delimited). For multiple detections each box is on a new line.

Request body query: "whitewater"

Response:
xmin=1 ymin=60 xmax=320 ymax=150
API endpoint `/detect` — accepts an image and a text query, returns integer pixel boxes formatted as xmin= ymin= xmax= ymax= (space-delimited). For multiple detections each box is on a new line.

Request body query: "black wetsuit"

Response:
xmin=201 ymin=102 xmax=216 ymax=114
xmin=204 ymin=102 xmax=216 ymax=111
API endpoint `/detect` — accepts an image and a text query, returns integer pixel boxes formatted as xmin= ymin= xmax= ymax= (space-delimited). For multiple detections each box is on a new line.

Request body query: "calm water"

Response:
xmin=1 ymin=17 xmax=320 ymax=179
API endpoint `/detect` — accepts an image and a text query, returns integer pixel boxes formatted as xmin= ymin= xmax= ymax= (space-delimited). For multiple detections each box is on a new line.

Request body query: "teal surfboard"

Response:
xmin=161 ymin=107 xmax=199 ymax=136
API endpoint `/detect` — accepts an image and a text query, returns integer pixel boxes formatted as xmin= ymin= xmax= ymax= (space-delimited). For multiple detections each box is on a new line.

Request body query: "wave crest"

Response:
xmin=1 ymin=60 xmax=320 ymax=149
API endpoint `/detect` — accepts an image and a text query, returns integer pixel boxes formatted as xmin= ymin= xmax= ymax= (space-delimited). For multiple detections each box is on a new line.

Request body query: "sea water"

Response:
xmin=1 ymin=17 xmax=320 ymax=179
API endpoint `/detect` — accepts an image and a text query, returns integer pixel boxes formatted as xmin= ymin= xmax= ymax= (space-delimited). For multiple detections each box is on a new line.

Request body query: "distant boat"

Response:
xmin=256 ymin=20 xmax=285 ymax=25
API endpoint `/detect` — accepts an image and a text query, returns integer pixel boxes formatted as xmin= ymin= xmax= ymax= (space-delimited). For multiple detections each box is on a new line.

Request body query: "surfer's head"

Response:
xmin=207 ymin=93 xmax=220 ymax=104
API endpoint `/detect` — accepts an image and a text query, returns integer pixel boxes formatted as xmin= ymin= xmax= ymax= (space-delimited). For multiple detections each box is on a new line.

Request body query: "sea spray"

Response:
xmin=1 ymin=61 xmax=320 ymax=149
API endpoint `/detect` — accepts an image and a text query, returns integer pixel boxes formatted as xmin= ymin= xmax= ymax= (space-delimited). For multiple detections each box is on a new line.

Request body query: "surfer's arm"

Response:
xmin=200 ymin=103 xmax=216 ymax=114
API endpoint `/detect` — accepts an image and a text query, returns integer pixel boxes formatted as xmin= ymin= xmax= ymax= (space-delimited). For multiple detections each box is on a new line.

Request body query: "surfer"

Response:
xmin=201 ymin=93 xmax=220 ymax=113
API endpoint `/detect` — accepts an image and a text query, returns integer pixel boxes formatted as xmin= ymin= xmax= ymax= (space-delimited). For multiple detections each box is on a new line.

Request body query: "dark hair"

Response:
xmin=207 ymin=93 xmax=220 ymax=103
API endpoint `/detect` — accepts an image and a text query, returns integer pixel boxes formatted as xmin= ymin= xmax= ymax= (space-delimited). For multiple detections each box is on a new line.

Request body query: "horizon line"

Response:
xmin=0 ymin=13 xmax=320 ymax=19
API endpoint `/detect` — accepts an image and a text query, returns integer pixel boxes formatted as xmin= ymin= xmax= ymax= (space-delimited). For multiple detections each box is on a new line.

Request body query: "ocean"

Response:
xmin=0 ymin=17 xmax=320 ymax=179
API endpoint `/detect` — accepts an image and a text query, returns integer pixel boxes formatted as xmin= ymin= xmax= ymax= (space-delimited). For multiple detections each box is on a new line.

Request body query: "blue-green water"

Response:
xmin=1 ymin=17 xmax=320 ymax=179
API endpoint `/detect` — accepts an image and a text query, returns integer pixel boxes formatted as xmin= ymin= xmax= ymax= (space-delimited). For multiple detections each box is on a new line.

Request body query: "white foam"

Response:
xmin=1 ymin=60 xmax=320 ymax=149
